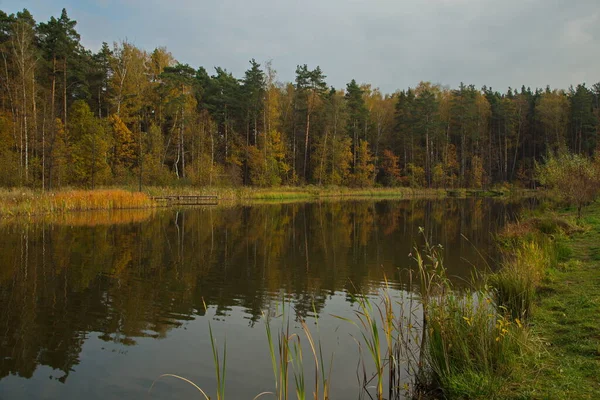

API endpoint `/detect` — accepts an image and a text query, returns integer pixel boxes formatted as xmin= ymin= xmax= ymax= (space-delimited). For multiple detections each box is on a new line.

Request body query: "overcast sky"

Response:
xmin=2 ymin=0 xmax=599 ymax=93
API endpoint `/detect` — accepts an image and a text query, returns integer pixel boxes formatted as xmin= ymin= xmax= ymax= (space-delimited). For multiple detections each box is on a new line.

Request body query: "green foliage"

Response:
xmin=350 ymin=139 xmax=375 ymax=187
xmin=108 ymin=114 xmax=137 ymax=181
xmin=490 ymin=240 xmax=551 ymax=319
xmin=0 ymin=6 xmax=599 ymax=190
xmin=406 ymin=163 xmax=425 ymax=187
xmin=69 ymin=101 xmax=111 ymax=186
xmin=426 ymin=293 xmax=527 ymax=398
xmin=0 ymin=150 xmax=19 ymax=186
xmin=536 ymin=152 xmax=600 ymax=218
xmin=431 ymin=163 xmax=445 ymax=188
xmin=410 ymin=234 xmax=532 ymax=399
xmin=470 ymin=155 xmax=485 ymax=189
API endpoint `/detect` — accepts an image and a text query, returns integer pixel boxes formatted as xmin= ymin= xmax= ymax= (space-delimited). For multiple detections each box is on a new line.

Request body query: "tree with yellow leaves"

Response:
xmin=351 ymin=139 xmax=375 ymax=187
xmin=109 ymin=114 xmax=136 ymax=181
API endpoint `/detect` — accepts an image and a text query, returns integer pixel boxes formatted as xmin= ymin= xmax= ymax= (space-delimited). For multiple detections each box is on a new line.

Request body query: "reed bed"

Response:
xmin=0 ymin=189 xmax=154 ymax=217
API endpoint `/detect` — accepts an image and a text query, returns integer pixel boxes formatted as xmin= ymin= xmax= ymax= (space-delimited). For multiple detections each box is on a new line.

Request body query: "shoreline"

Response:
xmin=0 ymin=186 xmax=531 ymax=219
xmin=507 ymin=203 xmax=600 ymax=398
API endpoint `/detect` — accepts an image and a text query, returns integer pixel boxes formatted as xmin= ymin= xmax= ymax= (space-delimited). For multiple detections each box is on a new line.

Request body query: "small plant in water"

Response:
xmin=150 ymin=299 xmax=226 ymax=400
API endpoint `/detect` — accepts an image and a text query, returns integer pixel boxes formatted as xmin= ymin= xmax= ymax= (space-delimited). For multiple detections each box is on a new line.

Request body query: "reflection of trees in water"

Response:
xmin=0 ymin=199 xmax=520 ymax=382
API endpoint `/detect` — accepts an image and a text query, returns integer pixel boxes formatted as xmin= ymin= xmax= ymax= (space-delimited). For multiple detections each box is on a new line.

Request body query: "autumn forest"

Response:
xmin=2 ymin=8 xmax=599 ymax=190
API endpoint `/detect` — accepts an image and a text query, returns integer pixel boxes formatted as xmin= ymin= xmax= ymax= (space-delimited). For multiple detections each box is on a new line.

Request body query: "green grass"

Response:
xmin=490 ymin=240 xmax=552 ymax=320
xmin=500 ymin=202 xmax=600 ymax=399
xmin=426 ymin=293 xmax=530 ymax=399
xmin=142 ymin=185 xmax=450 ymax=201
xmin=416 ymin=237 xmax=532 ymax=399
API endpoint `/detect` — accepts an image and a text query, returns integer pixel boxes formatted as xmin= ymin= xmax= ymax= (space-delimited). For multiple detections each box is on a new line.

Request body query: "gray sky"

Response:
xmin=2 ymin=0 xmax=599 ymax=93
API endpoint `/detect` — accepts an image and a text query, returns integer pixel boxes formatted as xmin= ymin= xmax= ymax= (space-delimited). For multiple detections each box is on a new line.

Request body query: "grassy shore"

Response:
xmin=0 ymin=189 xmax=154 ymax=217
xmin=502 ymin=203 xmax=600 ymax=399
xmin=0 ymin=185 xmax=524 ymax=218
xmin=142 ymin=185 xmax=451 ymax=201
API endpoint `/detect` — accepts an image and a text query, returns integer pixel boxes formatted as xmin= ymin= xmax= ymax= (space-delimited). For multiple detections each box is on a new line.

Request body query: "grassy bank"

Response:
xmin=0 ymin=189 xmax=154 ymax=217
xmin=502 ymin=204 xmax=600 ymax=399
xmin=337 ymin=203 xmax=599 ymax=399
xmin=0 ymin=185 xmax=526 ymax=218
xmin=142 ymin=185 xmax=534 ymax=201
xmin=142 ymin=185 xmax=451 ymax=201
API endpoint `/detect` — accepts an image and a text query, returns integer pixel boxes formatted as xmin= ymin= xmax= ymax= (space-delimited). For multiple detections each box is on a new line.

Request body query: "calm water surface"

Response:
xmin=0 ymin=198 xmax=530 ymax=399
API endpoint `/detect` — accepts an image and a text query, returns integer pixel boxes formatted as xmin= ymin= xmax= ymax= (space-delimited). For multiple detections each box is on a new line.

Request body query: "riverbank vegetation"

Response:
xmin=0 ymin=188 xmax=153 ymax=217
xmin=1 ymin=8 xmax=599 ymax=193
xmin=152 ymin=153 xmax=600 ymax=398
xmin=489 ymin=204 xmax=600 ymax=398
xmin=0 ymin=186 xmax=447 ymax=218
xmin=2 ymin=185 xmax=518 ymax=217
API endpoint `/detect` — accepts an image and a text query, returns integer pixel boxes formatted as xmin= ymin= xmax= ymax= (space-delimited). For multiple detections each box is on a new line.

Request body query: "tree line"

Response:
xmin=1 ymin=8 xmax=599 ymax=190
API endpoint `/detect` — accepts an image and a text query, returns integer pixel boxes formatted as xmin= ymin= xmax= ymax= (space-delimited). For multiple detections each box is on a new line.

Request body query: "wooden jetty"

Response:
xmin=151 ymin=195 xmax=218 ymax=206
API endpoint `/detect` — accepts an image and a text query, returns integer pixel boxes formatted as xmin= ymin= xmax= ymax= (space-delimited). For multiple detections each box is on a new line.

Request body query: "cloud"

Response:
xmin=3 ymin=0 xmax=599 ymax=92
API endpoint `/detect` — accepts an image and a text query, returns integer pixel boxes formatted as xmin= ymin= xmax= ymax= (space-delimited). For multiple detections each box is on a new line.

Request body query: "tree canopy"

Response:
xmin=0 ymin=7 xmax=598 ymax=189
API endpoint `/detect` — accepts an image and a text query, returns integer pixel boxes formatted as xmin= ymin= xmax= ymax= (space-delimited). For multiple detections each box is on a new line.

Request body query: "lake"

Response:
xmin=0 ymin=198 xmax=530 ymax=399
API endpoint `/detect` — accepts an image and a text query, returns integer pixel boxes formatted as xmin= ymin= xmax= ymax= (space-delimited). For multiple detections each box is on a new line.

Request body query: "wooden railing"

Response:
xmin=151 ymin=195 xmax=218 ymax=205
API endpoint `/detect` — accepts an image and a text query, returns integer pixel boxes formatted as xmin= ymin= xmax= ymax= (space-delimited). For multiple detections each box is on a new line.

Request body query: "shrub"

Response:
xmin=536 ymin=152 xmax=600 ymax=218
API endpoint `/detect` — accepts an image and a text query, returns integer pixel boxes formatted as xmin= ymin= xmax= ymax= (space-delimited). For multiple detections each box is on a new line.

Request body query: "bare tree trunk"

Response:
xmin=504 ymin=132 xmax=508 ymax=182
xmin=210 ymin=124 xmax=215 ymax=185
xmin=42 ymin=106 xmax=45 ymax=191
xmin=291 ymin=99 xmax=297 ymax=179
xmin=181 ymin=105 xmax=185 ymax=179
xmin=92 ymin=133 xmax=96 ymax=189
xmin=353 ymin=120 xmax=358 ymax=167
xmin=318 ymin=128 xmax=328 ymax=185
xmin=48 ymin=56 xmax=56 ymax=190
xmin=511 ymin=118 xmax=522 ymax=180
xmin=426 ymin=126 xmax=430 ymax=187
xmin=63 ymin=57 xmax=67 ymax=135
xmin=32 ymin=69 xmax=38 ymax=169
xmin=331 ymin=105 xmax=338 ymax=183
xmin=304 ymin=110 xmax=310 ymax=180
xmin=224 ymin=105 xmax=229 ymax=162
xmin=245 ymin=110 xmax=249 ymax=185
xmin=460 ymin=130 xmax=465 ymax=183
xmin=21 ymin=66 xmax=28 ymax=182
xmin=174 ymin=139 xmax=180 ymax=178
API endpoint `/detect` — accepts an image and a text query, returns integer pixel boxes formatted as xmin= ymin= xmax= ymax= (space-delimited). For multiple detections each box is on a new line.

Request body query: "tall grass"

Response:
xmin=264 ymin=304 xmax=293 ymax=400
xmin=209 ymin=322 xmax=227 ymax=400
xmin=489 ymin=240 xmax=551 ymax=319
xmin=491 ymin=213 xmax=573 ymax=321
xmin=0 ymin=189 xmax=154 ymax=217
xmin=336 ymin=293 xmax=385 ymax=397
xmin=262 ymin=300 xmax=332 ymax=400
xmin=332 ymin=230 xmax=533 ymax=399
xmin=425 ymin=292 xmax=529 ymax=398
xmin=410 ymin=232 xmax=532 ymax=398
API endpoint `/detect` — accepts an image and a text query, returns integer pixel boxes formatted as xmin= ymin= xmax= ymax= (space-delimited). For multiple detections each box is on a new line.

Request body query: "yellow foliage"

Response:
xmin=109 ymin=114 xmax=137 ymax=171
xmin=351 ymin=139 xmax=375 ymax=187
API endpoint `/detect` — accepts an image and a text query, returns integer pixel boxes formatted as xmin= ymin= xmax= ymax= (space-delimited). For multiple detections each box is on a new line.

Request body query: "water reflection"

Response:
xmin=0 ymin=199 xmax=528 ymax=398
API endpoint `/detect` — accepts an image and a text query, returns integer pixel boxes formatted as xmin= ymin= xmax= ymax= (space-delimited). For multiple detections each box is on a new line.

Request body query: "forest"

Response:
xmin=1 ymin=8 xmax=599 ymax=190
